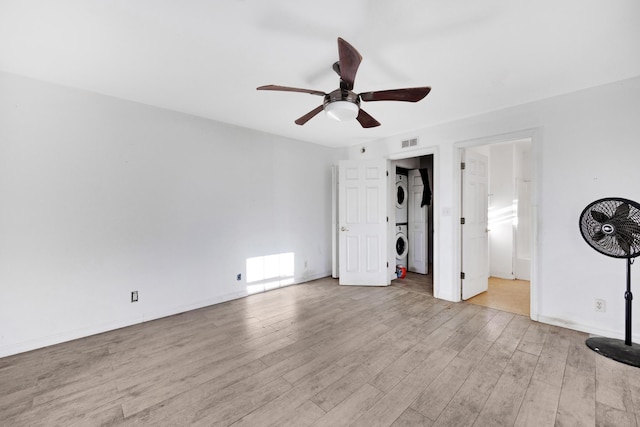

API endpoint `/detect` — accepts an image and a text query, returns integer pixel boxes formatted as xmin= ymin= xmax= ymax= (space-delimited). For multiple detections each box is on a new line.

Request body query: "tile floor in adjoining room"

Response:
xmin=467 ymin=277 xmax=530 ymax=317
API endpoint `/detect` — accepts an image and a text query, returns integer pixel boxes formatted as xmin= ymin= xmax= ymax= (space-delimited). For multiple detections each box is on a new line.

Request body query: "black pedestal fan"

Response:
xmin=579 ymin=197 xmax=640 ymax=367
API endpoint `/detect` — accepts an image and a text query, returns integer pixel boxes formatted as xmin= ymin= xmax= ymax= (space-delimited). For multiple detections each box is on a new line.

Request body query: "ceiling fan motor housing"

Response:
xmin=323 ymin=89 xmax=360 ymax=108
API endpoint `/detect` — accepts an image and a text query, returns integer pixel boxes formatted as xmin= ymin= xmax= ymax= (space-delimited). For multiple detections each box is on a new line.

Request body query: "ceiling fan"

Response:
xmin=257 ymin=37 xmax=431 ymax=128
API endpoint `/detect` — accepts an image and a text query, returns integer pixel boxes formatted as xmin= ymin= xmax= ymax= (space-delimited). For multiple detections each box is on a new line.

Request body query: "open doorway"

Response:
xmin=461 ymin=138 xmax=533 ymax=316
xmin=331 ymin=147 xmax=439 ymax=296
xmin=391 ymin=154 xmax=434 ymax=296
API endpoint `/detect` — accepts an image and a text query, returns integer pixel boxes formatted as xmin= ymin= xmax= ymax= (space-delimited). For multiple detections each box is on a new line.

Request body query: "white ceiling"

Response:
xmin=1 ymin=0 xmax=639 ymax=148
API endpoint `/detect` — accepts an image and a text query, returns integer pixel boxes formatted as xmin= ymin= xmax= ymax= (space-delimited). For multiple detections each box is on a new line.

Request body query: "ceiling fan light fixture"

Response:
xmin=257 ymin=38 xmax=430 ymax=128
xmin=324 ymin=101 xmax=359 ymax=122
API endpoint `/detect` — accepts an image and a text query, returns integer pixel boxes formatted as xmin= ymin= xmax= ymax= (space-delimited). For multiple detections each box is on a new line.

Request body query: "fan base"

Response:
xmin=586 ymin=337 xmax=640 ymax=368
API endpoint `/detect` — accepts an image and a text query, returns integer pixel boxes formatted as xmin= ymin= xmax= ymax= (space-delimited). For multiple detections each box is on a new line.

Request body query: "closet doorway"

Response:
xmin=390 ymin=153 xmax=435 ymax=297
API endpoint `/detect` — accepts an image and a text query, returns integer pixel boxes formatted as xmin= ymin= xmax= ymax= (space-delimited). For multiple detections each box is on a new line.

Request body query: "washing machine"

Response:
xmin=395 ymin=174 xmax=408 ymax=224
xmin=395 ymin=224 xmax=409 ymax=267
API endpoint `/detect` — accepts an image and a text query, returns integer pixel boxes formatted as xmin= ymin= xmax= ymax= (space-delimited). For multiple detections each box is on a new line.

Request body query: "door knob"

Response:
xmin=340 ymin=226 xmax=349 ymax=231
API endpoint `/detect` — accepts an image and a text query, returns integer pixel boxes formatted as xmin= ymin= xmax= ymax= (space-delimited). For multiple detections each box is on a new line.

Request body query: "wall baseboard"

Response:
xmin=0 ymin=289 xmax=246 ymax=359
xmin=537 ymin=314 xmax=640 ymax=343
xmin=0 ymin=272 xmax=332 ymax=359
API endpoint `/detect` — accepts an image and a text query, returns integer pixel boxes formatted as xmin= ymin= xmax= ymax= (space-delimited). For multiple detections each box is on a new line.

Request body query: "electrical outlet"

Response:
xmin=595 ymin=298 xmax=606 ymax=312
xmin=131 ymin=291 xmax=138 ymax=302
xmin=236 ymin=273 xmax=241 ymax=281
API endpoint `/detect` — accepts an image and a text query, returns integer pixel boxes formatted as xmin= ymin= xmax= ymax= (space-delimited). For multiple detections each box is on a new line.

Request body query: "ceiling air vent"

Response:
xmin=401 ymin=137 xmax=419 ymax=148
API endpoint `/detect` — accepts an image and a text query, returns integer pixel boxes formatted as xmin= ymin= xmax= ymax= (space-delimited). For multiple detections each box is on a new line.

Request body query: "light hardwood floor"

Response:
xmin=2 ymin=277 xmax=639 ymax=426
xmin=391 ymin=271 xmax=433 ymax=296
xmin=466 ymin=277 xmax=531 ymax=317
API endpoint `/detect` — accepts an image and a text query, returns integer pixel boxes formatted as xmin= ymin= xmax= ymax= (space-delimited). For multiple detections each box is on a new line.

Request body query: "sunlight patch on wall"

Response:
xmin=246 ymin=252 xmax=295 ymax=295
xmin=488 ymin=201 xmax=518 ymax=227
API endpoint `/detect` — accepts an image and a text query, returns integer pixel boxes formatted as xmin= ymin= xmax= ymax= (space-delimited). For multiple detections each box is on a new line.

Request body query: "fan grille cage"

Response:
xmin=579 ymin=198 xmax=640 ymax=259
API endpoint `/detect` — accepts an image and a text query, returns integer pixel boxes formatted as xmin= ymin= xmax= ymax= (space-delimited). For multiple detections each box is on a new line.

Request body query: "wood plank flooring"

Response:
xmin=391 ymin=271 xmax=433 ymax=297
xmin=2 ymin=277 xmax=639 ymax=426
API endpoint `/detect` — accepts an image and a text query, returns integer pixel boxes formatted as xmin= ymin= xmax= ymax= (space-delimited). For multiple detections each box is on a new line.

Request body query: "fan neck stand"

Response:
xmin=586 ymin=258 xmax=640 ymax=367
xmin=625 ymin=258 xmax=634 ymax=346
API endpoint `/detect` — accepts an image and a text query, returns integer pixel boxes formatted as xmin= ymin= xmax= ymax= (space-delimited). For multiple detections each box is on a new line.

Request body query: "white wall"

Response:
xmin=0 ymin=72 xmax=341 ymax=357
xmin=347 ymin=75 xmax=640 ymax=341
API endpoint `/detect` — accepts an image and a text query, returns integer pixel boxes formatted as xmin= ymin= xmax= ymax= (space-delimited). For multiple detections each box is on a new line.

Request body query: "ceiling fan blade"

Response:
xmin=257 ymin=85 xmax=326 ymax=96
xmin=356 ymin=109 xmax=381 ymax=128
xmin=337 ymin=38 xmax=362 ymax=90
xmin=360 ymin=87 xmax=431 ymax=102
xmin=295 ymin=105 xmax=324 ymax=125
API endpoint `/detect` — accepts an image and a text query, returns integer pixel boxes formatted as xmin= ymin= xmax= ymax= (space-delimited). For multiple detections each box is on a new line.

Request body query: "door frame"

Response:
xmin=453 ymin=128 xmax=541 ymax=320
xmin=387 ymin=146 xmax=440 ymax=298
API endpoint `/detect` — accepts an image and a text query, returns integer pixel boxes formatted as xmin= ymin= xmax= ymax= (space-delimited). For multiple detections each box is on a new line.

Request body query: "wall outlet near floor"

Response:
xmin=131 ymin=291 xmax=138 ymax=302
xmin=236 ymin=273 xmax=242 ymax=281
xmin=595 ymin=298 xmax=606 ymax=312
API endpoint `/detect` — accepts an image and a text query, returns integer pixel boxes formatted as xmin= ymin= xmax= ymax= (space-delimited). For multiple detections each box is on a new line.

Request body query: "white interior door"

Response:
xmin=408 ymin=169 xmax=428 ymax=274
xmin=338 ymin=160 xmax=389 ymax=286
xmin=461 ymin=150 xmax=489 ymax=299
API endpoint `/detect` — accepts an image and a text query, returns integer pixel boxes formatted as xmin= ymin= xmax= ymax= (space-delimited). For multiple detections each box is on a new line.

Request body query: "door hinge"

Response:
xmin=461 ymin=272 xmax=466 ymax=280
xmin=386 ymin=262 xmax=389 ymax=268
xmin=461 ymin=162 xmax=466 ymax=170
xmin=387 ymin=216 xmax=389 ymax=223
xmin=386 ymin=170 xmax=389 ymax=177
xmin=461 ymin=217 xmax=466 ymax=225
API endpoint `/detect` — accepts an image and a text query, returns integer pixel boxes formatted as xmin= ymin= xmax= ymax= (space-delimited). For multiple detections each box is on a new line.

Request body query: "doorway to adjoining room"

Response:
xmin=461 ymin=138 xmax=532 ymax=316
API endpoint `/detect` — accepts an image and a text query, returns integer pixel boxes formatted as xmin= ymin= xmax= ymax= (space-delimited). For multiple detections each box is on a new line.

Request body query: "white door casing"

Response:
xmin=461 ymin=151 xmax=489 ymax=300
xmin=408 ymin=169 xmax=428 ymax=274
xmin=338 ymin=160 xmax=389 ymax=286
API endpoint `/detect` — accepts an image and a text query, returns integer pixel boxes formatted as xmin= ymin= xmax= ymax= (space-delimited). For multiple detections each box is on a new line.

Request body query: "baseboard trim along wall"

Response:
xmin=0 ymin=271 xmax=331 ymax=358
xmin=537 ymin=314 xmax=640 ymax=344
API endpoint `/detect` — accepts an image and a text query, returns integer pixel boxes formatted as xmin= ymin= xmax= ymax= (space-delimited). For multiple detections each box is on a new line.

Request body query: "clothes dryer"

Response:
xmin=395 ymin=224 xmax=409 ymax=267
xmin=395 ymin=174 xmax=408 ymax=224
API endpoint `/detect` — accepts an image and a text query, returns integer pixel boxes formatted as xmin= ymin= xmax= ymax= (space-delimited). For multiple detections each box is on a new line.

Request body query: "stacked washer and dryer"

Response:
xmin=395 ymin=174 xmax=409 ymax=276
